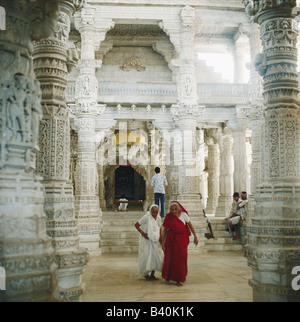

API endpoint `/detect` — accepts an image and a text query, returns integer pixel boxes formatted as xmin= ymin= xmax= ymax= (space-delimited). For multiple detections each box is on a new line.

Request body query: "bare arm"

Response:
xmin=134 ymin=222 xmax=148 ymax=239
xmin=161 ymin=227 xmax=168 ymax=251
xmin=188 ymin=221 xmax=199 ymax=246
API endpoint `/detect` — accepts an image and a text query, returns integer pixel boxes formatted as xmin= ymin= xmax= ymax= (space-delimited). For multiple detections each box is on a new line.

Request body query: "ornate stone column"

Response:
xmin=0 ymin=0 xmax=64 ymax=302
xmin=74 ymin=6 xmax=113 ymax=252
xmin=96 ymin=119 xmax=117 ymax=211
xmin=205 ymin=129 xmax=220 ymax=215
xmin=169 ymin=6 xmax=207 ymax=253
xmin=33 ymin=0 xmax=89 ymax=301
xmin=234 ymin=26 xmax=251 ymax=84
xmin=243 ymin=0 xmax=300 ymax=302
xmin=215 ymin=127 xmax=234 ymax=217
xmin=151 ymin=119 xmax=178 ymax=208
xmin=229 ymin=117 xmax=250 ymax=194
xmin=244 ymin=21 xmax=264 ymax=228
xmin=245 ymin=22 xmax=263 ymax=206
xmin=196 ymin=128 xmax=207 ymax=208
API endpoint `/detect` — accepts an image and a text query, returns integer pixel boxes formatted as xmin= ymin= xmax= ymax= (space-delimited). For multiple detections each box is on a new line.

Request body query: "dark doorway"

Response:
xmin=114 ymin=166 xmax=145 ymax=201
xmin=115 ymin=166 xmax=134 ymax=200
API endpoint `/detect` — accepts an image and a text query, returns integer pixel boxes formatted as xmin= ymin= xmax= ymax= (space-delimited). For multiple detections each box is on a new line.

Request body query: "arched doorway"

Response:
xmin=104 ymin=165 xmax=146 ymax=210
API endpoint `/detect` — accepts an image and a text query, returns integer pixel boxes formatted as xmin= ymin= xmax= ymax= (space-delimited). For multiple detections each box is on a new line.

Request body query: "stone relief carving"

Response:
xmin=121 ymin=57 xmax=146 ymax=72
xmin=67 ymin=42 xmax=80 ymax=72
xmin=1 ymin=73 xmax=42 ymax=150
xmin=30 ymin=1 xmax=60 ymax=42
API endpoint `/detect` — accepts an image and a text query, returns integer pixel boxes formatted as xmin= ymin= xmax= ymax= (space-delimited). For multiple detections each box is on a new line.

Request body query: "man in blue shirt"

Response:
xmin=151 ymin=167 xmax=168 ymax=218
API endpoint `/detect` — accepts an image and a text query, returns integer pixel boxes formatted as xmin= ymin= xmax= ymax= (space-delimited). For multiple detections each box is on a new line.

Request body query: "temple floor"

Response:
xmin=81 ymin=251 xmax=252 ymax=302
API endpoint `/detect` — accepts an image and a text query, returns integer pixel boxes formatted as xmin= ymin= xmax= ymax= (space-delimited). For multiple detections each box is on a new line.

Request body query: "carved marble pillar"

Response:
xmin=205 ymin=129 xmax=220 ymax=215
xmin=33 ymin=0 xmax=89 ymax=301
xmin=74 ymin=6 xmax=113 ymax=252
xmin=170 ymin=6 xmax=206 ymax=252
xmin=196 ymin=128 xmax=207 ymax=208
xmin=215 ymin=127 xmax=234 ymax=217
xmin=151 ymin=120 xmax=178 ymax=208
xmin=229 ymin=120 xmax=249 ymax=194
xmin=244 ymin=21 xmax=264 ymax=228
xmin=174 ymin=115 xmax=206 ymax=253
xmin=177 ymin=6 xmax=198 ymax=107
xmin=96 ymin=119 xmax=117 ymax=211
xmin=234 ymin=27 xmax=251 ymax=84
xmin=243 ymin=0 xmax=300 ymax=302
xmin=0 ymin=0 xmax=64 ymax=302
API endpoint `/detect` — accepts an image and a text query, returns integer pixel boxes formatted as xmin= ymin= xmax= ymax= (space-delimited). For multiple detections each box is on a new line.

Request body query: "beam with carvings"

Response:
xmin=87 ymin=0 xmax=244 ymax=10
xmin=67 ymin=81 xmax=249 ymax=105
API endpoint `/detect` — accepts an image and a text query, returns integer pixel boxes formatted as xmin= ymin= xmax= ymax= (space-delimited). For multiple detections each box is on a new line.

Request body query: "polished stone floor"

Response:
xmin=81 ymin=251 xmax=253 ymax=302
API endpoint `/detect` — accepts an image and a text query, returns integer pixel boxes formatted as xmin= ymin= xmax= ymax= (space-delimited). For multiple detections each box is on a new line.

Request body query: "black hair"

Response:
xmin=155 ymin=167 xmax=160 ymax=173
xmin=233 ymin=192 xmax=240 ymax=197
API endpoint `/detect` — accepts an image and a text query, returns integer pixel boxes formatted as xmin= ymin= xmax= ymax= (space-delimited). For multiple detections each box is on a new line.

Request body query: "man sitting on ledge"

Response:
xmin=225 ymin=192 xmax=248 ymax=240
xmin=118 ymin=194 xmax=128 ymax=212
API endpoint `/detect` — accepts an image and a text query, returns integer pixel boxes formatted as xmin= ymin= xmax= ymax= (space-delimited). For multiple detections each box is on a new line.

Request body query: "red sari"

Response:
xmin=162 ymin=209 xmax=191 ymax=283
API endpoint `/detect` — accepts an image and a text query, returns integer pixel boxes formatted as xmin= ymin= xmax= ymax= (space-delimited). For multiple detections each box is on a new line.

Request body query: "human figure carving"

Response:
xmin=6 ymin=74 xmax=27 ymax=142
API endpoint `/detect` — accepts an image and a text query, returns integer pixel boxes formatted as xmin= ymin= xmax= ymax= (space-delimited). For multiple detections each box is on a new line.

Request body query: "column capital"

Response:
xmin=180 ymin=5 xmax=196 ymax=29
xmin=75 ymin=5 xmax=115 ymax=52
xmin=74 ymin=4 xmax=96 ymax=31
xmin=243 ymin=0 xmax=298 ymax=22
xmin=204 ymin=128 xmax=219 ymax=145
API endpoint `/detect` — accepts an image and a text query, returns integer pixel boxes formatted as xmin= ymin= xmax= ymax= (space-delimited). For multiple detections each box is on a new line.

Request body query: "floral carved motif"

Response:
xmin=121 ymin=57 xmax=146 ymax=72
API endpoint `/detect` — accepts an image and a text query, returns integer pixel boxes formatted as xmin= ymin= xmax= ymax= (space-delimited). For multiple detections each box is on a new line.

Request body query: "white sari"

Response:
xmin=138 ymin=206 xmax=164 ymax=276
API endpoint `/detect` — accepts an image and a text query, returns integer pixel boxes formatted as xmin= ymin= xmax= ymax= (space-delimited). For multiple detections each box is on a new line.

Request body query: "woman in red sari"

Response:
xmin=161 ymin=201 xmax=198 ymax=286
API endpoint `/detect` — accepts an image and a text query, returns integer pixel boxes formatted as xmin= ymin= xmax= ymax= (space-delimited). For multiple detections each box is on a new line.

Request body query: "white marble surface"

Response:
xmin=82 ymin=251 xmax=252 ymax=302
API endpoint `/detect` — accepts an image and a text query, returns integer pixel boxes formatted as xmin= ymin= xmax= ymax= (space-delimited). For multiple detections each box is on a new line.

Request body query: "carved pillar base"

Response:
xmin=245 ymin=184 xmax=300 ymax=302
xmin=177 ymin=193 xmax=207 ymax=254
xmin=0 ymin=173 xmax=59 ymax=302
xmin=44 ymin=183 xmax=89 ymax=301
xmin=176 ymin=115 xmax=207 ymax=254
xmin=215 ymin=195 xmax=233 ymax=217
xmin=75 ymin=197 xmax=102 ymax=254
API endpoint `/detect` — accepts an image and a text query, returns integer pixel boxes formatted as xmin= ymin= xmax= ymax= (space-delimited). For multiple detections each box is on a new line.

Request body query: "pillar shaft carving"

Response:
xmin=0 ymin=0 xmax=64 ymax=302
xmin=33 ymin=0 xmax=89 ymax=302
xmin=178 ymin=6 xmax=198 ymax=106
xmin=234 ymin=26 xmax=251 ymax=83
xmin=204 ymin=129 xmax=220 ymax=215
xmin=176 ymin=117 xmax=207 ymax=253
xmin=215 ymin=127 xmax=234 ymax=217
xmin=242 ymin=22 xmax=264 ymax=229
xmin=243 ymin=0 xmax=300 ymax=302
xmin=74 ymin=7 xmax=113 ymax=252
xmin=228 ymin=119 xmax=250 ymax=194
xmin=196 ymin=128 xmax=207 ymax=208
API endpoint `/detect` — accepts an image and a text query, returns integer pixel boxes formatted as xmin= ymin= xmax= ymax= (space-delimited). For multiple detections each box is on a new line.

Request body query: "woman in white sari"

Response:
xmin=134 ymin=204 xmax=164 ymax=280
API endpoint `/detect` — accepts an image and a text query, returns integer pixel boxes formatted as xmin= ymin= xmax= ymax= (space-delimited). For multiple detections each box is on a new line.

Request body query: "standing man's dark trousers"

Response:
xmin=154 ymin=193 xmax=165 ymax=218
